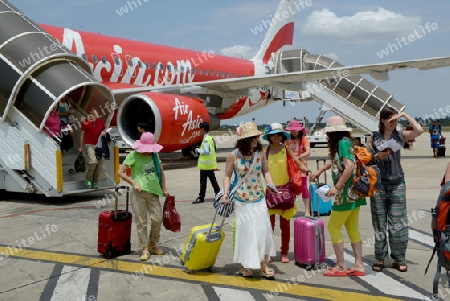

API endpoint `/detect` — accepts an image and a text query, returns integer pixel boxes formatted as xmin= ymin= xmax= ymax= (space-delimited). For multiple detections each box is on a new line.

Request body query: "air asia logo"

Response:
xmin=62 ymin=28 xmax=195 ymax=87
xmin=173 ymin=97 xmax=203 ymax=137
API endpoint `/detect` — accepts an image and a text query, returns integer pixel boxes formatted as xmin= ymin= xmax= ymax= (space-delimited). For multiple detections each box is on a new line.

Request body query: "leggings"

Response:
xmin=327 ymin=207 xmax=361 ymax=244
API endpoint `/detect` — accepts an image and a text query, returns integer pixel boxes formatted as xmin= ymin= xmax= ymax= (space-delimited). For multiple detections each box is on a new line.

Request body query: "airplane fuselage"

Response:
xmin=39 ymin=24 xmax=272 ymax=119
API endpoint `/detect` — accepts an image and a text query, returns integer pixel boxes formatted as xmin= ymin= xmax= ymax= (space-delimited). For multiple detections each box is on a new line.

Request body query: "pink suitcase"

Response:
xmin=294 ymin=217 xmax=326 ymax=270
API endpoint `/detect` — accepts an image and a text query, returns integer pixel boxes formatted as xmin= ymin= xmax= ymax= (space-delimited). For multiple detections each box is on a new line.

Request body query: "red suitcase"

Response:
xmin=98 ymin=185 xmax=132 ymax=259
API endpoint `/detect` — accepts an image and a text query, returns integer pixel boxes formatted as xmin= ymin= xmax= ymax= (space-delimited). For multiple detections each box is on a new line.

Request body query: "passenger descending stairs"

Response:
xmin=273 ymin=49 xmax=406 ymax=133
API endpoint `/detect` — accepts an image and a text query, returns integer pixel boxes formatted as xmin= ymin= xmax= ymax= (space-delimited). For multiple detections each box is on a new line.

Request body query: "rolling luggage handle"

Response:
xmin=310 ymin=159 xmax=327 ymax=218
xmin=114 ymin=185 xmax=130 ymax=219
xmin=206 ymin=210 xmax=227 ymax=243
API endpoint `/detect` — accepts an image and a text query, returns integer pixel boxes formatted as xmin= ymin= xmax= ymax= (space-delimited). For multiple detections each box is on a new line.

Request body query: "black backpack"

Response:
xmin=69 ymin=152 xmax=86 ymax=174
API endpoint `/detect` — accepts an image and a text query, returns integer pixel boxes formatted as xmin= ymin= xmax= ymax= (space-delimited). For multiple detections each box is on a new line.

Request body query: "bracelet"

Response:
xmin=335 ymin=185 xmax=343 ymax=191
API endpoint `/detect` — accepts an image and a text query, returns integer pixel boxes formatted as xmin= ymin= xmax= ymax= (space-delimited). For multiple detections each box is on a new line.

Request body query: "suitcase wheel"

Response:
xmin=104 ymin=242 xmax=114 ymax=259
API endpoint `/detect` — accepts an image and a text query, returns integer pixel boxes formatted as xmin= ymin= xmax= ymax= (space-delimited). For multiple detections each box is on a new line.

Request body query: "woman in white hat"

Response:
xmin=263 ymin=123 xmax=306 ymax=263
xmin=221 ymin=121 xmax=277 ymax=279
xmin=285 ymin=119 xmax=312 ymax=216
xmin=118 ymin=132 xmax=169 ymax=261
xmin=309 ymin=116 xmax=366 ymax=277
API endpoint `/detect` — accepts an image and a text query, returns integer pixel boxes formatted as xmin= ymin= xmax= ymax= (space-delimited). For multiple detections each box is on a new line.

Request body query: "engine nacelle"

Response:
xmin=117 ymin=92 xmax=219 ymax=152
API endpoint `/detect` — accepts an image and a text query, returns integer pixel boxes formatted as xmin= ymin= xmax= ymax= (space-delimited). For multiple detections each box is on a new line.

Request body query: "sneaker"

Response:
xmin=281 ymin=255 xmax=290 ymax=263
xmin=148 ymin=244 xmax=164 ymax=255
xmin=92 ymin=184 xmax=99 ymax=189
xmin=139 ymin=250 xmax=150 ymax=261
xmin=85 ymin=180 xmax=92 ymax=188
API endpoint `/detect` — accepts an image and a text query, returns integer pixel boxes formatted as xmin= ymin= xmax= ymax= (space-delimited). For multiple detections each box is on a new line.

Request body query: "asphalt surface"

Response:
xmin=0 ymin=131 xmax=449 ymax=301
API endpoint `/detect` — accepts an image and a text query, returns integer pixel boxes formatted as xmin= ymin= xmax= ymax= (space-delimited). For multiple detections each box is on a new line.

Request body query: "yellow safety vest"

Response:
xmin=197 ymin=135 xmax=217 ymax=170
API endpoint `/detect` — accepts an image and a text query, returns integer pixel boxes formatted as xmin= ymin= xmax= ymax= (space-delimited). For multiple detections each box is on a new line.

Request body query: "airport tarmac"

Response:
xmin=0 ymin=131 xmax=449 ymax=301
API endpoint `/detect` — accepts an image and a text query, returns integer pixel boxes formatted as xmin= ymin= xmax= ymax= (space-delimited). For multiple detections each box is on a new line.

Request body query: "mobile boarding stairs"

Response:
xmin=271 ymin=49 xmax=406 ymax=134
xmin=0 ymin=1 xmax=118 ymax=196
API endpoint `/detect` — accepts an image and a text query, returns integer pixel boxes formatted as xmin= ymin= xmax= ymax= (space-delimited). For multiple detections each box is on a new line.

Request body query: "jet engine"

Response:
xmin=117 ymin=92 xmax=220 ymax=153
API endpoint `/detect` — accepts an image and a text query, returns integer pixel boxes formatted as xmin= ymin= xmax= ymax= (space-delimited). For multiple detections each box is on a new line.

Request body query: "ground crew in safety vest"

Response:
xmin=192 ymin=122 xmax=221 ymax=204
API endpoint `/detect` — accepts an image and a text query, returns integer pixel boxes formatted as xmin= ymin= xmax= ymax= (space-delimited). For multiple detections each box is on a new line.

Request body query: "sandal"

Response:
xmin=323 ymin=268 xmax=348 ymax=277
xmin=260 ymin=267 xmax=275 ymax=280
xmin=239 ymin=266 xmax=253 ymax=277
xmin=372 ymin=262 xmax=384 ymax=272
xmin=392 ymin=262 xmax=408 ymax=272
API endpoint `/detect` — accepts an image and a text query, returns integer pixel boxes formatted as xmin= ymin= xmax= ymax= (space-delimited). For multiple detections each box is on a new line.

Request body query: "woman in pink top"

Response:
xmin=285 ymin=119 xmax=311 ymax=216
xmin=44 ymin=105 xmax=61 ymax=138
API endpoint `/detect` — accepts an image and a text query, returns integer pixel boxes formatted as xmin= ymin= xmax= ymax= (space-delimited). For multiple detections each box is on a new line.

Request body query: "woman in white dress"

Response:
xmin=221 ymin=121 xmax=278 ymax=279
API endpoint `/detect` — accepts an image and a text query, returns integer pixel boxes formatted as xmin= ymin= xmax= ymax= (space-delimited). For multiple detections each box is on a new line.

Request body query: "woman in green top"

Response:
xmin=309 ymin=116 xmax=367 ymax=277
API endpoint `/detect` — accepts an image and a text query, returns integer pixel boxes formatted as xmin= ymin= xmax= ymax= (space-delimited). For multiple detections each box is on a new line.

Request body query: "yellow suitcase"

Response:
xmin=180 ymin=213 xmax=226 ymax=273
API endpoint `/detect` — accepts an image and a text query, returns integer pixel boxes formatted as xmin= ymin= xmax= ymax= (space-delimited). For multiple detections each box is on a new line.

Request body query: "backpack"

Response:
xmin=69 ymin=152 xmax=86 ymax=174
xmin=425 ymin=179 xmax=450 ymax=296
xmin=351 ymin=145 xmax=381 ymax=197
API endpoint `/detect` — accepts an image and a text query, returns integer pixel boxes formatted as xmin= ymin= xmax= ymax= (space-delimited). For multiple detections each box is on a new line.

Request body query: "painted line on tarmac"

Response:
xmin=0 ymin=246 xmax=402 ymax=301
xmin=330 ymin=250 xmax=430 ymax=300
xmin=213 ymin=287 xmax=255 ymax=300
xmin=50 ymin=265 xmax=91 ymax=301
xmin=409 ymin=227 xmax=434 ymax=248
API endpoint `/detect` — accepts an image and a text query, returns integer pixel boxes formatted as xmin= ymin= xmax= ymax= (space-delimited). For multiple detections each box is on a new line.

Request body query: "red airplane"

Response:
xmin=26 ymin=0 xmax=450 ymax=153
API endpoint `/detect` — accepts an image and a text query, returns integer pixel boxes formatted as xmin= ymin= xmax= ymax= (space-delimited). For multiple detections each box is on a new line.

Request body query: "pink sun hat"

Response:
xmin=132 ymin=132 xmax=163 ymax=153
xmin=323 ymin=116 xmax=352 ymax=133
xmin=285 ymin=119 xmax=307 ymax=134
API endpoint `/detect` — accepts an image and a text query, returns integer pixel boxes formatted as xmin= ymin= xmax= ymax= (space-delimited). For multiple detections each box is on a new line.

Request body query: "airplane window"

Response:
xmin=137 ymin=61 xmax=143 ymax=68
xmin=92 ymin=55 xmax=98 ymax=63
xmin=180 ymin=66 xmax=184 ymax=72
xmin=210 ymin=70 xmax=213 ymax=76
xmin=81 ymin=53 xmax=88 ymax=61
xmin=198 ymin=69 xmax=202 ymax=75
xmin=101 ymin=56 xmax=107 ymax=63
xmin=145 ymin=62 xmax=150 ymax=69
xmin=225 ymin=72 xmax=229 ymax=78
xmin=114 ymin=57 xmax=120 ymax=65
xmin=167 ymin=65 xmax=171 ymax=71
xmin=159 ymin=63 xmax=164 ymax=70
xmin=220 ymin=71 xmax=224 ymax=77
xmin=128 ymin=59 xmax=133 ymax=67
xmin=216 ymin=71 xmax=219 ymax=77
xmin=186 ymin=67 xmax=190 ymax=73
xmin=204 ymin=70 xmax=208 ymax=75
xmin=153 ymin=62 xmax=157 ymax=69
xmin=192 ymin=68 xmax=196 ymax=74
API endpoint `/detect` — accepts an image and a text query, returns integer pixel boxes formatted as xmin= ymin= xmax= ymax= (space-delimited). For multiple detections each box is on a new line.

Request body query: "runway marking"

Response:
xmin=213 ymin=287 xmax=255 ymax=300
xmin=409 ymin=227 xmax=434 ymax=248
xmin=50 ymin=265 xmax=91 ymax=301
xmin=0 ymin=246 xmax=402 ymax=301
xmin=329 ymin=252 xmax=430 ymax=300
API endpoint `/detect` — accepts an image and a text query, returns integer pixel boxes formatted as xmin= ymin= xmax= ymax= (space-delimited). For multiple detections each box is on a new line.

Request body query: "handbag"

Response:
xmin=286 ymin=141 xmax=303 ymax=195
xmin=265 ymin=182 xmax=295 ymax=210
xmin=213 ymin=152 xmax=257 ymax=217
xmin=163 ymin=195 xmax=181 ymax=232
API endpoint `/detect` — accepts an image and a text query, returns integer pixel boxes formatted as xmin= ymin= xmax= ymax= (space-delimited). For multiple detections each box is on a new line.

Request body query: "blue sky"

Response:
xmin=10 ymin=0 xmax=450 ymax=126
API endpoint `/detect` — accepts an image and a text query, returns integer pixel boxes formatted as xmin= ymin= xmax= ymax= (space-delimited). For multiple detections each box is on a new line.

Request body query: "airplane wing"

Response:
xmin=111 ymin=56 xmax=450 ymax=101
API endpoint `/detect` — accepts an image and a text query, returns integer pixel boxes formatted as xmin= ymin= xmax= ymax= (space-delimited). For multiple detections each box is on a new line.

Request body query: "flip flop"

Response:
xmin=347 ymin=268 xmax=366 ymax=276
xmin=323 ymin=268 xmax=348 ymax=277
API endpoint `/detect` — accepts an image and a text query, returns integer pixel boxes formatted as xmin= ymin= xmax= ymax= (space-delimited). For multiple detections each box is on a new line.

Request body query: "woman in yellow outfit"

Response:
xmin=263 ymin=123 xmax=306 ymax=263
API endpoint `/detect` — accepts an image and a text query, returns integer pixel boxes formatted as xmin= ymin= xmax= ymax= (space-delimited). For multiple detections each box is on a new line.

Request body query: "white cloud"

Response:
xmin=220 ymin=45 xmax=256 ymax=60
xmin=302 ymin=8 xmax=421 ymax=42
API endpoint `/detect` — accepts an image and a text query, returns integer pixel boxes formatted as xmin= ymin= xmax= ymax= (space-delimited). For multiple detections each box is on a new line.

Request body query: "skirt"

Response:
xmin=233 ymin=199 xmax=276 ymax=269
